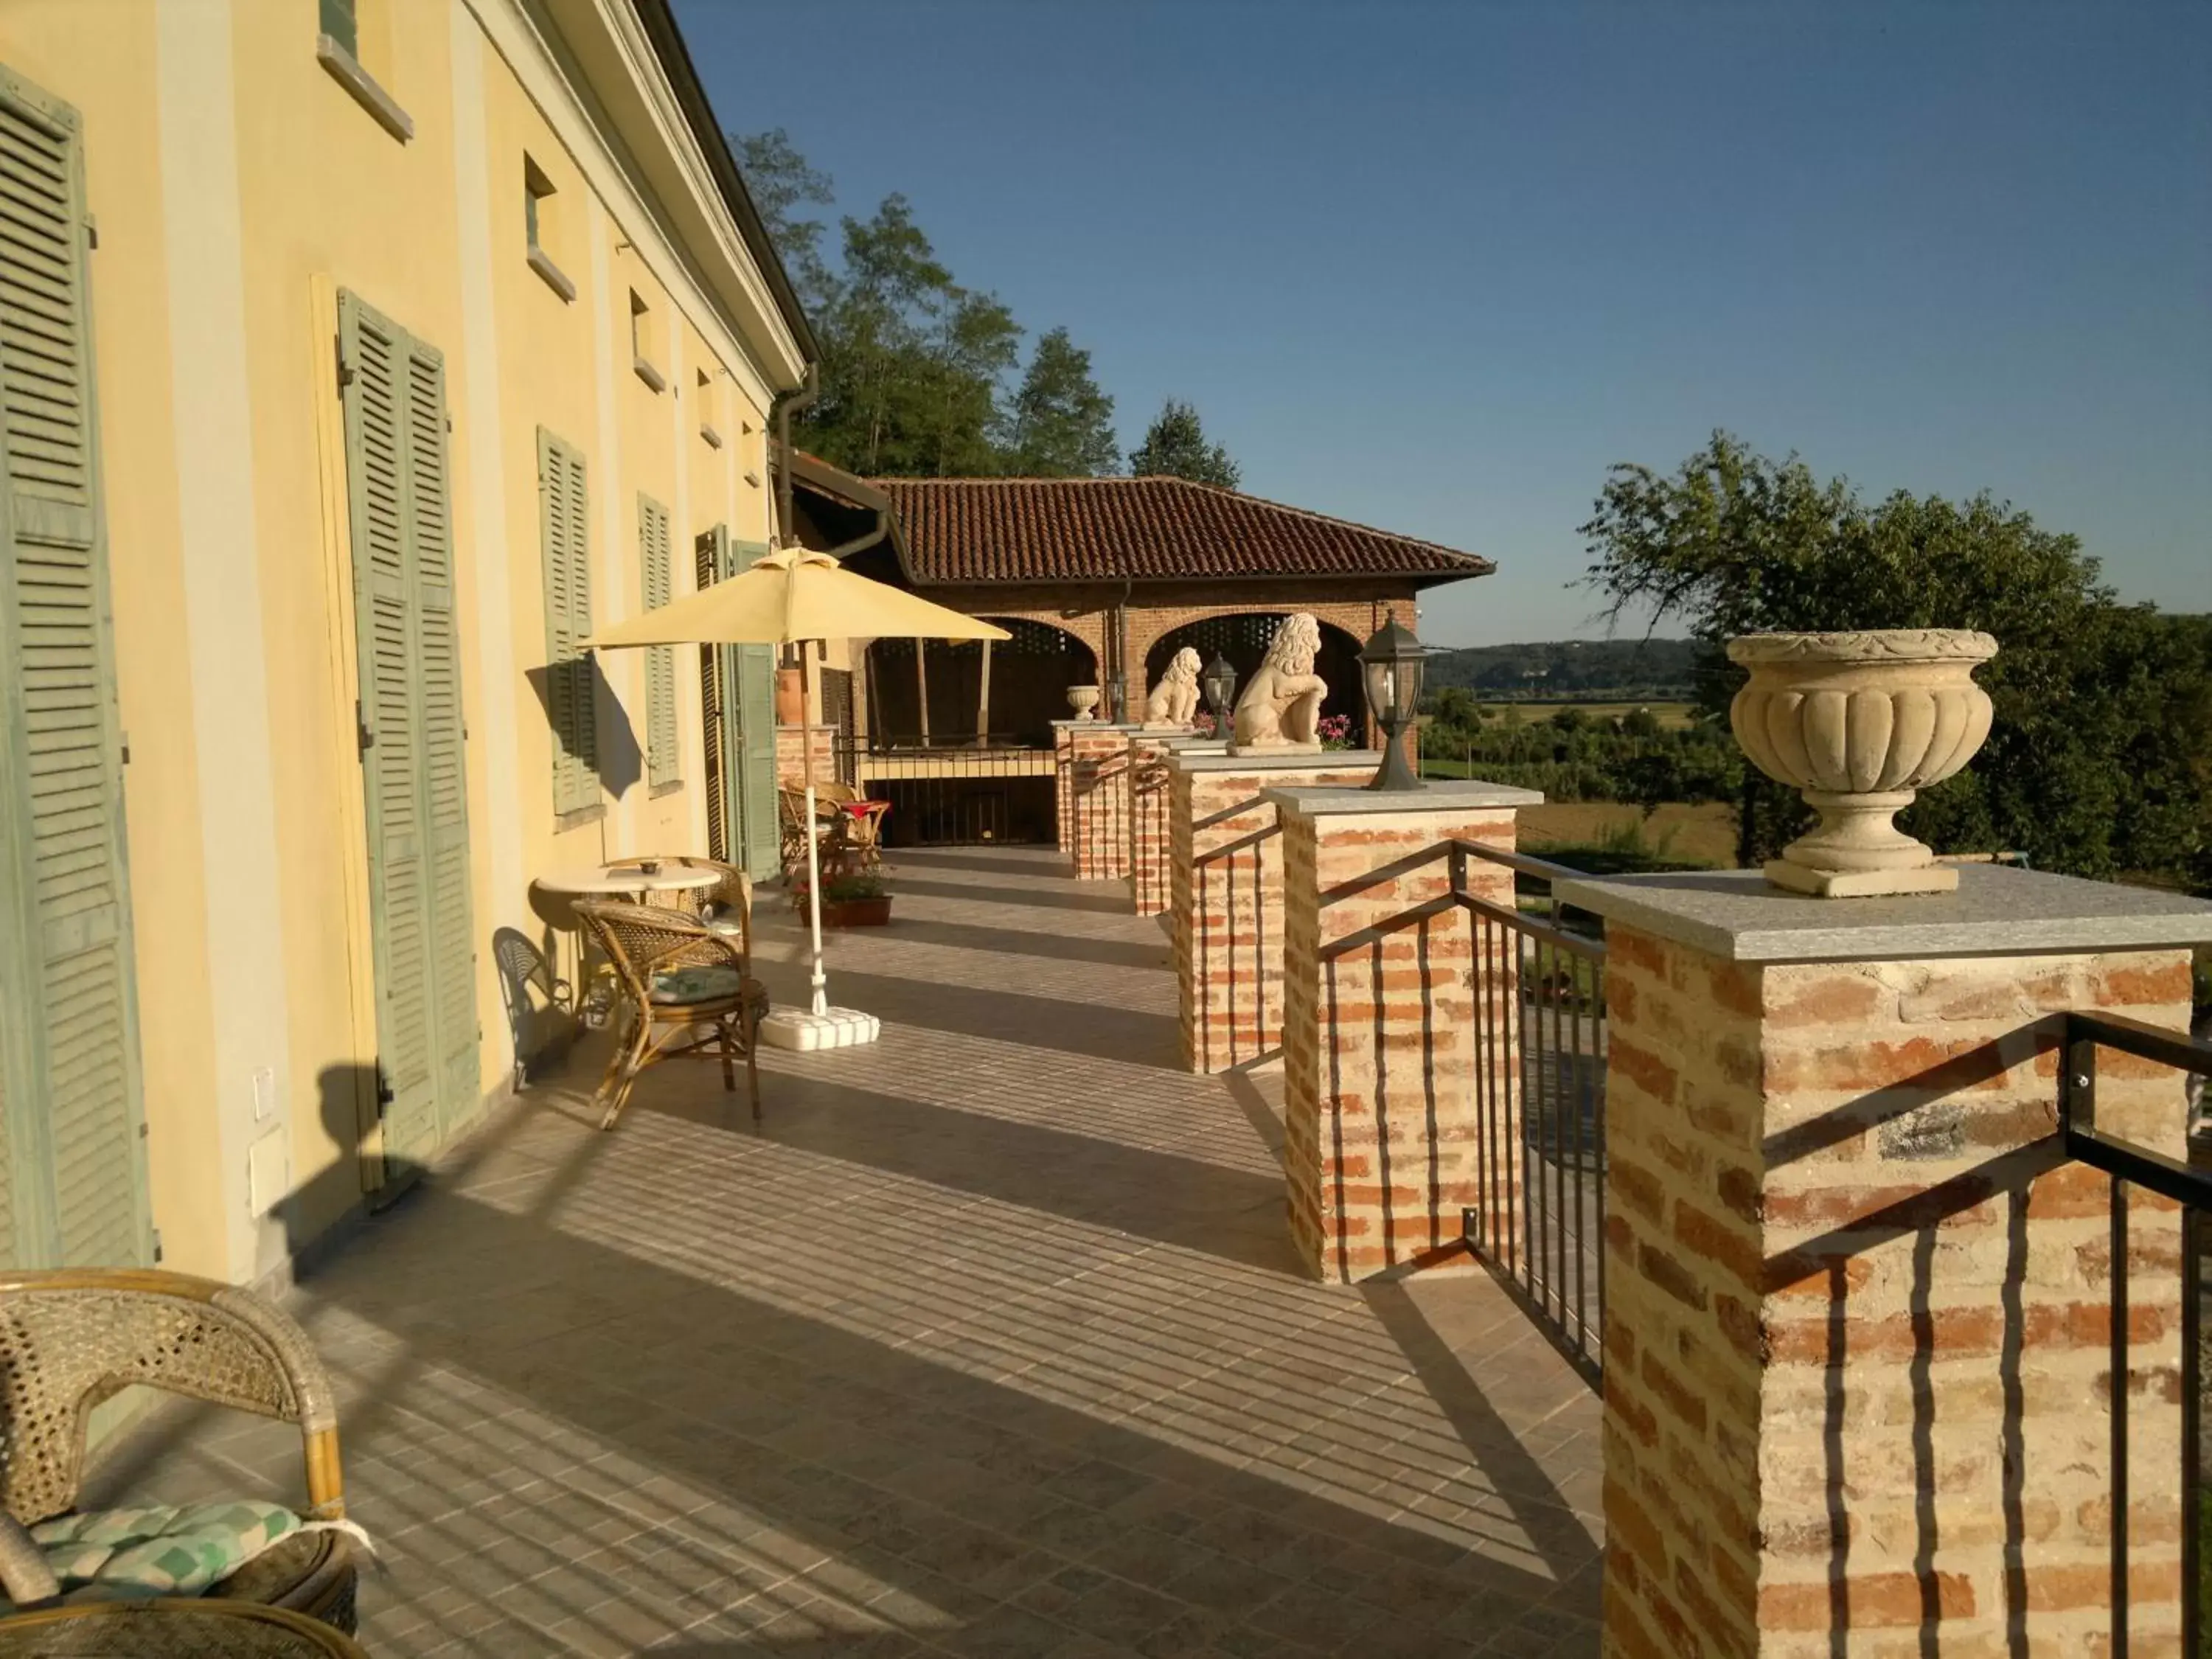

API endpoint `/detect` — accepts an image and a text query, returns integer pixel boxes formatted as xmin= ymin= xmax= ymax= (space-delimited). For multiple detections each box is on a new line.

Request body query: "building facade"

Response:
xmin=0 ymin=0 xmax=807 ymax=1288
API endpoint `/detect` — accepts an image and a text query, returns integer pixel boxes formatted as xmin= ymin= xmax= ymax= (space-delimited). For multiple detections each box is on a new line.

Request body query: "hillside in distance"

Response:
xmin=1422 ymin=637 xmax=1701 ymax=698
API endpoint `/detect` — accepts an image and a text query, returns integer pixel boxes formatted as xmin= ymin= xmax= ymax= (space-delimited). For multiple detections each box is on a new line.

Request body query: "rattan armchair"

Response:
xmin=0 ymin=1271 xmax=357 ymax=1631
xmin=574 ymin=899 xmax=768 ymax=1130
xmin=778 ymin=787 xmax=850 ymax=880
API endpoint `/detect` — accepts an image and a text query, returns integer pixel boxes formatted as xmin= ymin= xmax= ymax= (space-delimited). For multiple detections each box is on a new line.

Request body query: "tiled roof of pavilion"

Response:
xmin=865 ymin=476 xmax=1495 ymax=588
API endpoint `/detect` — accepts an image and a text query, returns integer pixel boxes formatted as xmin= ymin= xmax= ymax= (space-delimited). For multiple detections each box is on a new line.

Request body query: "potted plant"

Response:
xmin=820 ymin=872 xmax=892 ymax=927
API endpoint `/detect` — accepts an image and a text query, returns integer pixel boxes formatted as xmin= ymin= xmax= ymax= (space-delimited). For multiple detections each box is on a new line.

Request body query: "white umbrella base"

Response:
xmin=759 ymin=1005 xmax=882 ymax=1051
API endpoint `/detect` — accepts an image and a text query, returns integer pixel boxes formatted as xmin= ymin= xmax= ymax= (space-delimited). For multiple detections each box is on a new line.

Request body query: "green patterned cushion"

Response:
xmin=649 ymin=965 xmax=744 ymax=1004
xmin=22 ymin=1502 xmax=299 ymax=1604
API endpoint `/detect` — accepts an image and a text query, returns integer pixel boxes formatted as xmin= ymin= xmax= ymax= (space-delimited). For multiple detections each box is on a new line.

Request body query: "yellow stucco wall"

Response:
xmin=0 ymin=0 xmax=799 ymax=1284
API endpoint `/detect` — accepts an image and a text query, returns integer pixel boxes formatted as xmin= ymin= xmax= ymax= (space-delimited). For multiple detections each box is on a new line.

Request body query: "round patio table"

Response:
xmin=0 ymin=1600 xmax=368 ymax=1658
xmin=533 ymin=862 xmax=723 ymax=905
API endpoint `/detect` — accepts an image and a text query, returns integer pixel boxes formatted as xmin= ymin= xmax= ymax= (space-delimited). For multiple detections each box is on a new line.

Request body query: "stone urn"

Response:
xmin=1065 ymin=684 xmax=1101 ymax=722
xmin=1728 ymin=630 xmax=1998 ymax=897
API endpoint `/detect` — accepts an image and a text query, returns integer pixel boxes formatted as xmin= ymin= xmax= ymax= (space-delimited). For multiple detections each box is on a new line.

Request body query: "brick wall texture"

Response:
xmin=1054 ymin=726 xmax=1074 ymax=857
xmin=1599 ymin=932 xmax=2194 ymax=1659
xmin=1166 ymin=762 xmax=1384 ymax=1074
xmin=1128 ymin=734 xmax=1200 ymax=917
xmin=1067 ymin=726 xmax=1138 ymax=880
xmin=774 ymin=723 xmax=839 ymax=787
xmin=1278 ymin=807 xmax=1521 ymax=1282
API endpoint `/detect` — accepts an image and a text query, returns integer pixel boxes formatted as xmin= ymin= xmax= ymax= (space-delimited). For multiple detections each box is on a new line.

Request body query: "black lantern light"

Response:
xmin=1360 ymin=617 xmax=1426 ymax=792
xmin=1200 ymin=653 xmax=1238 ymax=729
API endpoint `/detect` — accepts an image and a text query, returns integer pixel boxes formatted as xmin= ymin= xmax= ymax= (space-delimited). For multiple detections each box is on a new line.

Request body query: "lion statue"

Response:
xmin=1231 ymin=613 xmax=1327 ymax=752
xmin=1143 ymin=647 xmax=1203 ymax=728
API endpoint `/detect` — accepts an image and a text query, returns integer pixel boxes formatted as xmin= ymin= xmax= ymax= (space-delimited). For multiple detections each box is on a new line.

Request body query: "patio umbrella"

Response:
xmin=587 ymin=543 xmax=1007 ymax=1050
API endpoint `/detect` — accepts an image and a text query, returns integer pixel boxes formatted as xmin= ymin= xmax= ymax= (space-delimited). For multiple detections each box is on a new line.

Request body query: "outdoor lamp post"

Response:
xmin=1200 ymin=653 xmax=1237 ymax=730
xmin=1360 ymin=617 xmax=1425 ymax=791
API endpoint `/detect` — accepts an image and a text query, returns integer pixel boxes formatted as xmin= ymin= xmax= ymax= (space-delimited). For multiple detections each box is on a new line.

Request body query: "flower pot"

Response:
xmin=1065 ymin=684 xmax=1100 ymax=722
xmin=1728 ymin=629 xmax=1997 ymax=897
xmin=821 ymin=896 xmax=892 ymax=927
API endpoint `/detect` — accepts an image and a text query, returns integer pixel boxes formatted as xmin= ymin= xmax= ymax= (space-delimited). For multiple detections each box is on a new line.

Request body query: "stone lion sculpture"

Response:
xmin=1144 ymin=647 xmax=1203 ymax=727
xmin=1231 ymin=613 xmax=1327 ymax=752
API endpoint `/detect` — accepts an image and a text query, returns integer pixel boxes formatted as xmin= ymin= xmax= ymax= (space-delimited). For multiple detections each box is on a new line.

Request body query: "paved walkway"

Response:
xmin=93 ymin=848 xmax=1602 ymax=1657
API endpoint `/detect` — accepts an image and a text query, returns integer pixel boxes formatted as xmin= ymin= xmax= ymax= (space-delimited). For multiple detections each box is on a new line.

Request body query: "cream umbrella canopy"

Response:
xmin=588 ymin=543 xmax=1009 ymax=1050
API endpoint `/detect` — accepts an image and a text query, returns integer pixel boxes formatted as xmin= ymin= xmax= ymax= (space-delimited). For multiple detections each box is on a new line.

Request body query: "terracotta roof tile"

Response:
xmin=868 ymin=476 xmax=1495 ymax=586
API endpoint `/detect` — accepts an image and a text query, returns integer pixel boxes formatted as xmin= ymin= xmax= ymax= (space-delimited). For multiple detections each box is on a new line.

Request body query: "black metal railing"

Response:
xmin=1461 ymin=844 xmax=1607 ymax=1388
xmin=1313 ymin=839 xmax=1607 ymax=1385
xmin=1189 ymin=798 xmax=1280 ymax=1070
xmin=2058 ymin=1009 xmax=2212 ymax=1658
xmin=836 ymin=739 xmax=1057 ymax=848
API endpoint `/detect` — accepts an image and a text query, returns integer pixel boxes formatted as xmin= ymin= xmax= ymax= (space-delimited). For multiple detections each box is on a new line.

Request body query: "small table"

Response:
xmin=0 ymin=1600 xmax=369 ymax=1657
xmin=534 ymin=863 xmax=723 ymax=905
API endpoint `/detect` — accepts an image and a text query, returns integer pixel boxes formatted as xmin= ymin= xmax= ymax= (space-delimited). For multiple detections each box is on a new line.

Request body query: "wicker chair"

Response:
xmin=573 ymin=899 xmax=767 ymax=1131
xmin=777 ymin=787 xmax=850 ymax=880
xmin=0 ymin=1271 xmax=358 ymax=1632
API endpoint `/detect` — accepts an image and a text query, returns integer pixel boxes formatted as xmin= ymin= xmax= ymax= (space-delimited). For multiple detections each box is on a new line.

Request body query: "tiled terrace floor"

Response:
xmin=92 ymin=847 xmax=1603 ymax=1657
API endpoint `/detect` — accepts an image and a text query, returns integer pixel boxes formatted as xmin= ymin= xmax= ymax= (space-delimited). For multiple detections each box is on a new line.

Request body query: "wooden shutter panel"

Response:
xmin=340 ymin=292 xmax=480 ymax=1184
xmin=729 ymin=538 xmax=779 ymax=877
xmin=402 ymin=335 xmax=478 ymax=1161
xmin=538 ymin=430 xmax=594 ymax=817
xmin=340 ymin=292 xmax=437 ymax=1168
xmin=695 ymin=526 xmax=729 ymax=860
xmin=0 ymin=66 xmax=150 ymax=1265
xmin=638 ymin=495 xmax=678 ymax=790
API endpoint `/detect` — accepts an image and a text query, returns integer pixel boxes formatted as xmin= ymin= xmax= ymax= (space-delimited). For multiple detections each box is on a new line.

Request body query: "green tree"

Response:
xmin=1579 ymin=431 xmax=2208 ymax=883
xmin=731 ymin=128 xmax=834 ymax=312
xmin=1004 ymin=327 xmax=1119 ymax=476
xmin=1129 ymin=399 xmax=1240 ymax=488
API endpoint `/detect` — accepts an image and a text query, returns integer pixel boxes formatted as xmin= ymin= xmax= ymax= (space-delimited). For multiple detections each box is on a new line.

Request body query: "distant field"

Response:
xmin=1500 ymin=700 xmax=1699 ymax=730
xmin=1518 ymin=801 xmax=1739 ymax=869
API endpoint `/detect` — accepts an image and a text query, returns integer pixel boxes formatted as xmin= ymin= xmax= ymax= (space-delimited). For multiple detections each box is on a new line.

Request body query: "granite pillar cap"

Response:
xmin=1553 ymin=863 xmax=2212 ymax=963
xmin=1265 ymin=782 xmax=1545 ymax=818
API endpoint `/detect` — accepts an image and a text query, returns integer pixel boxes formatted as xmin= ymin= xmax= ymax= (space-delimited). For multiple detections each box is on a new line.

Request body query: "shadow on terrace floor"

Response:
xmin=90 ymin=848 xmax=1603 ymax=1658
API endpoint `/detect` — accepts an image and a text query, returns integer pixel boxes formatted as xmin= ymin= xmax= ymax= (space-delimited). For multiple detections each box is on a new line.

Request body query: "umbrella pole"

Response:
xmin=801 ymin=656 xmax=828 ymax=1018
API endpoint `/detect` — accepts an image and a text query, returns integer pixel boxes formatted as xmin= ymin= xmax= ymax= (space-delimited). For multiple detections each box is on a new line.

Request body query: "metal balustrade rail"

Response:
xmin=2057 ymin=1009 xmax=2212 ymax=1658
xmin=1315 ymin=840 xmax=1607 ymax=1388
xmin=836 ymin=740 xmax=1057 ymax=846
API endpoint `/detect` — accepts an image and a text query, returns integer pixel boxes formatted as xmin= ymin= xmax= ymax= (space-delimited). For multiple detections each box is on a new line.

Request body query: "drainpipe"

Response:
xmin=772 ymin=362 xmax=819 ymax=552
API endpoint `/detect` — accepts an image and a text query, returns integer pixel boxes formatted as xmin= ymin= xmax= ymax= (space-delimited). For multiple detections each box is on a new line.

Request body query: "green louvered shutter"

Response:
xmin=729 ymin=538 xmax=779 ymax=877
xmin=638 ymin=495 xmax=678 ymax=790
xmin=538 ymin=431 xmax=594 ymax=816
xmin=0 ymin=66 xmax=150 ymax=1267
xmin=339 ymin=293 xmax=435 ymax=1179
xmin=402 ymin=335 xmax=479 ymax=1158
xmin=340 ymin=294 xmax=481 ymax=1186
xmin=695 ymin=526 xmax=729 ymax=860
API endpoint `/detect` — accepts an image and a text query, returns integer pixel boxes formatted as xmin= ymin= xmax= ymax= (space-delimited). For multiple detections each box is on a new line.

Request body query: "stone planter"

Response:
xmin=1065 ymin=684 xmax=1101 ymax=722
xmin=1728 ymin=629 xmax=1997 ymax=897
xmin=821 ymin=896 xmax=891 ymax=927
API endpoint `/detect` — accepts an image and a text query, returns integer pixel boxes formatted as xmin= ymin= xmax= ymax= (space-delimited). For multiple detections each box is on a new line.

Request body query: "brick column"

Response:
xmin=775 ymin=723 xmax=839 ymax=787
xmin=1553 ymin=866 xmax=2212 ymax=1659
xmin=1067 ymin=723 xmax=1143 ymax=881
xmin=1130 ymin=732 xmax=1220 ymax=917
xmin=1051 ymin=722 xmax=1077 ymax=858
xmin=1166 ymin=751 xmax=1383 ymax=1074
xmin=1270 ymin=782 xmax=1543 ymax=1281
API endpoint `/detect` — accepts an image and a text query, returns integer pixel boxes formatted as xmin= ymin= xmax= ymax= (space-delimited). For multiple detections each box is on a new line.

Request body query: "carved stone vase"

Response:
xmin=1728 ymin=630 xmax=1998 ymax=898
xmin=1065 ymin=684 xmax=1101 ymax=723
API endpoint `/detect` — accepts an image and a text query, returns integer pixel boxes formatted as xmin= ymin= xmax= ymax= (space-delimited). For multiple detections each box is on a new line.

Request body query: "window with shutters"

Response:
xmin=537 ymin=429 xmax=599 ymax=824
xmin=0 ymin=63 xmax=151 ymax=1267
xmin=337 ymin=291 xmax=479 ymax=1180
xmin=638 ymin=494 xmax=679 ymax=794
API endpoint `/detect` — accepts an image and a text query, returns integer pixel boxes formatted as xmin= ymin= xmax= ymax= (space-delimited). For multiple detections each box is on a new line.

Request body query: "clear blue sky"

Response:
xmin=672 ymin=0 xmax=2211 ymax=647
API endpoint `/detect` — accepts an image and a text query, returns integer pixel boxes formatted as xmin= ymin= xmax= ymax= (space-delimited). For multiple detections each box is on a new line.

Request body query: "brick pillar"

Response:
xmin=1067 ymin=723 xmax=1141 ymax=881
xmin=1052 ymin=722 xmax=1076 ymax=858
xmin=1553 ymin=866 xmax=2211 ymax=1659
xmin=1166 ymin=750 xmax=1384 ymax=1074
xmin=775 ymin=723 xmax=839 ymax=787
xmin=1130 ymin=732 xmax=1220 ymax=917
xmin=1271 ymin=782 xmax=1543 ymax=1281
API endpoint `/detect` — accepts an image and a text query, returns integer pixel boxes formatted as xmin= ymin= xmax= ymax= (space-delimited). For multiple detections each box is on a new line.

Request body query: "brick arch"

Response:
xmin=868 ymin=615 xmax=1099 ymax=745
